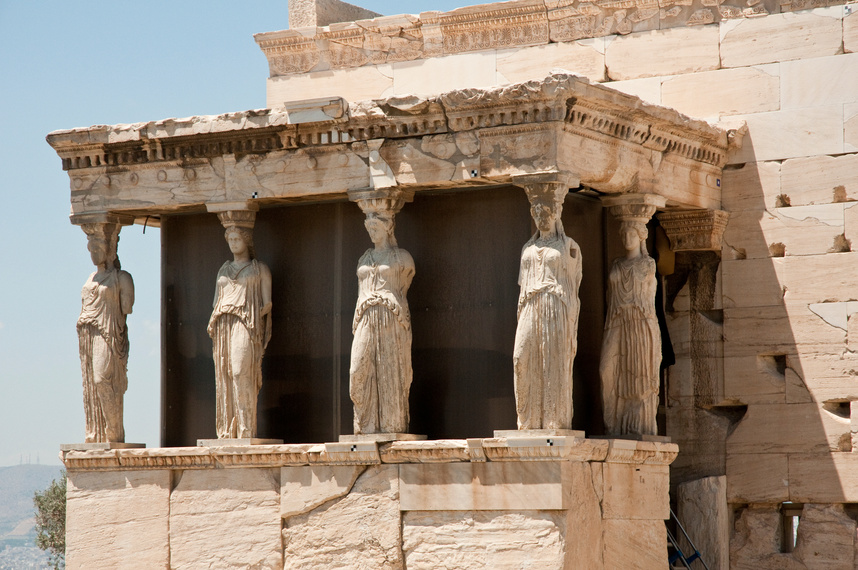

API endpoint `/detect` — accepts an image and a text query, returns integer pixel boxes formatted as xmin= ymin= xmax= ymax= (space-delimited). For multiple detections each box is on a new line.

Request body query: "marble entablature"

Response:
xmin=253 ymin=0 xmax=851 ymax=79
xmin=47 ymin=72 xmax=733 ymax=220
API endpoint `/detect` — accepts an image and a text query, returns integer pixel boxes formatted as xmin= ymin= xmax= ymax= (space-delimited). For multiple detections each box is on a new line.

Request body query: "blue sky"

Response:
xmin=0 ymin=0 xmax=469 ymax=466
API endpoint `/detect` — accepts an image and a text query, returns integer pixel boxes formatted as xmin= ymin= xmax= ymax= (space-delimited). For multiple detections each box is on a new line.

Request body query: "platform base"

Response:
xmin=590 ymin=434 xmax=672 ymax=443
xmin=60 ymin=442 xmax=146 ymax=451
xmin=339 ymin=433 xmax=427 ymax=443
xmin=196 ymin=438 xmax=284 ymax=446
xmin=493 ymin=429 xmax=585 ymax=438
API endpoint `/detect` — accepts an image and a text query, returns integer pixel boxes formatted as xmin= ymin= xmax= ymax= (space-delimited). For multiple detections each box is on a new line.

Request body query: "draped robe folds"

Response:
xmin=349 ymin=247 xmax=415 ymax=434
xmin=600 ymin=255 xmax=661 ymax=436
xmin=208 ymin=259 xmax=272 ymax=439
xmin=513 ymin=233 xmax=582 ymax=430
xmin=78 ymin=268 xmax=131 ymax=443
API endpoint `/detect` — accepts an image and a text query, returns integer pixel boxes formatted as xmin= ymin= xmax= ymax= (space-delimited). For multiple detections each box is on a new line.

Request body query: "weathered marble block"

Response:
xmin=169 ymin=468 xmax=282 ymax=570
xmin=678 ymin=476 xmax=729 ymax=570
xmin=400 ymin=461 xmax=569 ymax=511
xmin=66 ymin=470 xmax=170 ymax=570
xmin=282 ymin=465 xmax=403 ymax=569
xmin=601 ymin=463 xmax=670 ymax=520
xmin=403 ymin=511 xmax=567 ymax=569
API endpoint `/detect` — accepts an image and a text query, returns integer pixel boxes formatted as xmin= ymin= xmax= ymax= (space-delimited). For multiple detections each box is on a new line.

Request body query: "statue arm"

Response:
xmin=119 ymin=271 xmax=135 ymax=315
xmin=259 ymin=263 xmax=273 ymax=316
xmin=400 ymin=250 xmax=416 ymax=289
xmin=567 ymin=238 xmax=583 ymax=288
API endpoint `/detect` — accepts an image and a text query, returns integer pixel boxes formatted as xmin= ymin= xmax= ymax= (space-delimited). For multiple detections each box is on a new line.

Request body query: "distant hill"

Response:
xmin=0 ymin=465 xmax=64 ymax=548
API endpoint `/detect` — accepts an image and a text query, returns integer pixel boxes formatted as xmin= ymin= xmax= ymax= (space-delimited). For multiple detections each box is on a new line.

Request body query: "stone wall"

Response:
xmin=63 ymin=437 xmax=675 ymax=570
xmin=256 ymin=3 xmax=856 ymax=109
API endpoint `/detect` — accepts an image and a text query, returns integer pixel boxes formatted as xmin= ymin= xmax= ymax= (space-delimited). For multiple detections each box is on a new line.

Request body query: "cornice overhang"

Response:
xmin=47 ymin=73 xmax=731 ymax=221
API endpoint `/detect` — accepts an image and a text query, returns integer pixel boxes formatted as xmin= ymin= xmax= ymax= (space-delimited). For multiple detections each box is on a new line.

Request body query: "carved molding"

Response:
xmin=60 ymin=437 xmax=678 ymax=471
xmin=602 ymin=193 xmax=666 ymax=222
xmin=49 ymin=74 xmax=728 ymax=175
xmin=658 ymin=209 xmax=729 ymax=251
xmin=513 ymin=171 xmax=579 ymax=213
xmin=348 ymin=186 xmax=415 ymax=214
xmin=48 ymin=73 xmax=728 ymax=217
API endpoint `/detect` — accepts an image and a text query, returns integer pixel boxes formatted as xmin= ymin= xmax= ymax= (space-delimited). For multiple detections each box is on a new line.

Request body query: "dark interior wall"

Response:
xmin=161 ymin=186 xmax=606 ymax=446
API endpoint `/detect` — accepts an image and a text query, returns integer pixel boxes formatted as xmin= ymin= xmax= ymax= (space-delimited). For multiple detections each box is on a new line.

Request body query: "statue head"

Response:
xmin=224 ymin=226 xmax=256 ymax=260
xmin=527 ymin=191 xmax=565 ymax=238
xmin=82 ymin=223 xmax=121 ymax=270
xmin=216 ymin=210 xmax=257 ymax=260
xmin=620 ymin=220 xmax=648 ymax=255
xmin=364 ymin=210 xmax=397 ymax=247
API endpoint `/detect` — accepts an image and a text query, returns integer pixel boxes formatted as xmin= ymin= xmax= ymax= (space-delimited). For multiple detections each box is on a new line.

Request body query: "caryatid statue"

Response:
xmin=512 ymin=176 xmax=582 ymax=430
xmin=600 ymin=194 xmax=665 ymax=437
xmin=348 ymin=188 xmax=415 ymax=435
xmin=77 ymin=218 xmax=135 ymax=443
xmin=208 ymin=207 xmax=272 ymax=439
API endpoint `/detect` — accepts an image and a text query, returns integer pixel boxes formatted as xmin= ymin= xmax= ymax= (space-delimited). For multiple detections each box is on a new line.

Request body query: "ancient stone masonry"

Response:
xmin=61 ymin=437 xmax=677 ymax=570
xmin=254 ymin=0 xmax=853 ymax=78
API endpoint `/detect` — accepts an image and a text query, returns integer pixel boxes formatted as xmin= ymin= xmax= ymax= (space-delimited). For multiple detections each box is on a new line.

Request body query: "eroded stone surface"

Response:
xmin=727 ymin=402 xmax=851 ymax=455
xmin=281 ymin=465 xmax=364 ymax=517
xmin=726 ymin=453 xmax=789 ymax=502
xmin=403 ymin=510 xmax=566 ymax=569
xmin=602 ymin=519 xmax=667 ymax=569
xmin=605 ymin=25 xmax=720 ymax=81
xmin=282 ymin=465 xmax=402 ymax=569
xmin=781 ymin=154 xmax=858 ymax=207
xmin=793 ymin=503 xmax=856 ymax=568
xmin=66 ymin=470 xmax=169 ymax=570
xmin=170 ymin=468 xmax=282 ymax=570
xmin=661 ymin=65 xmax=780 ymax=119
xmin=731 ymin=504 xmax=805 ymax=569
xmin=288 ymin=0 xmax=380 ymax=28
xmin=720 ymin=8 xmax=844 ymax=68
xmin=728 ymin=106 xmax=845 ymax=163
xmin=400 ymin=461 xmax=568 ymax=511
xmin=678 ymin=476 xmax=729 ymax=570
xmin=721 ymin=160 xmax=781 ymax=212
xmin=602 ymin=463 xmax=669 ymax=520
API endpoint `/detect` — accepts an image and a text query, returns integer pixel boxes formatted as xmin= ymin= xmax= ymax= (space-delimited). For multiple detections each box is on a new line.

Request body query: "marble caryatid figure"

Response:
xmin=349 ymin=190 xmax=415 ymax=435
xmin=77 ymin=222 xmax=135 ymax=443
xmin=208 ymin=210 xmax=272 ymax=439
xmin=513 ymin=181 xmax=582 ymax=430
xmin=600 ymin=196 xmax=664 ymax=436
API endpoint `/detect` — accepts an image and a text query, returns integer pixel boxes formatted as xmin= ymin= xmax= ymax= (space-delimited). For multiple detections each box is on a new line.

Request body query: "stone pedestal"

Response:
xmin=61 ymin=436 xmax=677 ymax=569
